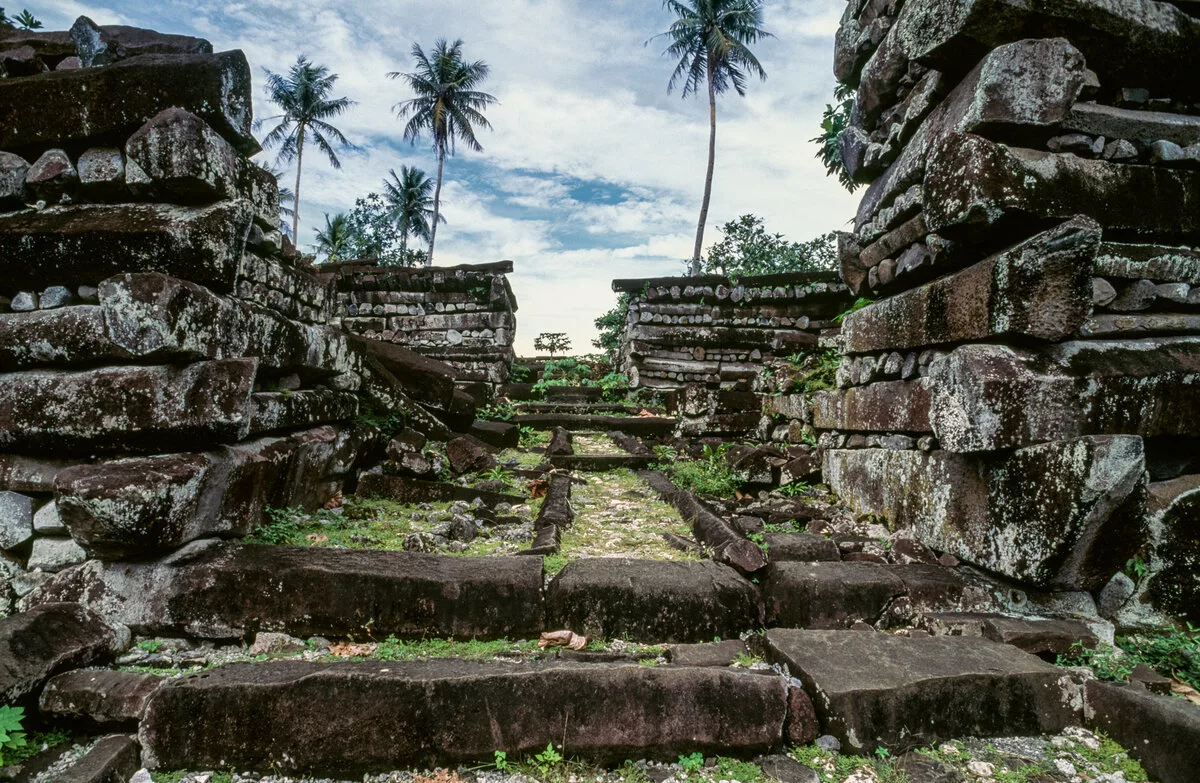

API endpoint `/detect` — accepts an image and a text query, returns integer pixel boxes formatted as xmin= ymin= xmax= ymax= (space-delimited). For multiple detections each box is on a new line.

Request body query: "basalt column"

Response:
xmin=820 ymin=0 xmax=1200 ymax=622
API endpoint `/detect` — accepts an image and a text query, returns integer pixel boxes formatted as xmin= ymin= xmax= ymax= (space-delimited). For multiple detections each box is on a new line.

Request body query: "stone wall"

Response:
xmin=613 ymin=272 xmax=855 ymax=437
xmin=0 ymin=18 xmax=465 ymax=615
xmin=820 ymin=0 xmax=1200 ymax=623
xmin=319 ymin=259 xmax=518 ymax=402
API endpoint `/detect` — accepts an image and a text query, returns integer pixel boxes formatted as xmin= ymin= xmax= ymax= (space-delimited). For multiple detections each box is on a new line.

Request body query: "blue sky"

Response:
xmin=38 ymin=0 xmax=858 ymax=354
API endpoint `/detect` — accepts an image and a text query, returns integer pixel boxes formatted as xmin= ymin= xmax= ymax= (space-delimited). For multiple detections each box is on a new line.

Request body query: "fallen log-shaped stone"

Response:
xmin=640 ymin=470 xmax=766 ymax=574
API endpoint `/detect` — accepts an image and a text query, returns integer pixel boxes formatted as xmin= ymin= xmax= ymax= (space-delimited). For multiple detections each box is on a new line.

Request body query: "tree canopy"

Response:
xmin=703 ymin=214 xmax=836 ymax=277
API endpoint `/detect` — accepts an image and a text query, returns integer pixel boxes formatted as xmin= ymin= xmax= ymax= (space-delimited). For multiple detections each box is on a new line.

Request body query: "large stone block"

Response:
xmin=30 ymin=541 xmax=545 ymax=641
xmin=766 ymin=629 xmax=1080 ymax=753
xmin=0 ymin=490 xmax=34 ymax=551
xmin=823 ymin=437 xmax=1148 ymax=589
xmin=0 ymin=306 xmax=123 ymax=371
xmin=929 ymin=338 xmax=1200 ymax=452
xmin=1085 ymin=680 xmax=1200 ymax=783
xmin=125 ymin=107 xmax=241 ymax=203
xmin=0 ymin=602 xmax=127 ymax=704
xmin=1094 ymin=242 xmax=1200 ymax=285
xmin=811 ymin=380 xmax=933 ymax=433
xmin=249 ymin=390 xmax=359 ymax=435
xmin=0 ymin=51 xmax=256 ymax=154
xmin=140 ymin=660 xmax=788 ymax=774
xmin=0 ymin=358 xmax=257 ymax=454
xmin=854 ymin=37 xmax=1088 ymax=233
xmin=40 ymin=669 xmax=163 ymax=727
xmin=924 ymin=134 xmax=1200 ymax=239
xmin=0 ymin=201 xmax=253 ymax=293
xmin=545 ymin=559 xmax=762 ymax=643
xmin=842 ymin=218 xmax=1099 ymax=354
xmin=1145 ymin=474 xmax=1200 ymax=623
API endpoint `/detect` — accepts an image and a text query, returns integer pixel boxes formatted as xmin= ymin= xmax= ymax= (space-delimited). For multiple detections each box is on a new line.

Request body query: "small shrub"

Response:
xmin=657 ymin=444 xmax=740 ymax=498
xmin=248 ymin=507 xmax=305 ymax=545
xmin=1117 ymin=624 xmax=1200 ymax=691
xmin=532 ymin=742 xmax=563 ymax=777
xmin=678 ymin=752 xmax=704 ymax=773
xmin=0 ymin=705 xmax=26 ymax=767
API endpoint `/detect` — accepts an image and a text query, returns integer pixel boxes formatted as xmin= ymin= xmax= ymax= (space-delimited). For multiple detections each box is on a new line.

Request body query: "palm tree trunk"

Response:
xmin=400 ymin=228 xmax=407 ymax=265
xmin=291 ymin=128 xmax=305 ymax=243
xmin=691 ymin=66 xmax=718 ymax=277
xmin=427 ymin=148 xmax=445 ymax=267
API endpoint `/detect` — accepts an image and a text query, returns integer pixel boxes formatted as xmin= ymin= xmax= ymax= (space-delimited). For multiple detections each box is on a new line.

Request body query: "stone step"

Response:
xmin=138 ymin=659 xmax=795 ymax=776
xmin=765 ymin=629 xmax=1082 ymax=754
xmin=357 ymin=472 xmax=527 ymax=506
xmin=513 ymin=414 xmax=676 ymax=437
xmin=30 ymin=541 xmax=545 ymax=641
xmin=517 ymin=402 xmax=639 ymax=415
xmin=548 ymin=454 xmax=654 ymax=471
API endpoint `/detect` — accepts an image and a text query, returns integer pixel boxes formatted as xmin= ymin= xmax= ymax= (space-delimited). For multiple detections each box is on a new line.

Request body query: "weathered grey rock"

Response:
xmin=811 ymin=380 xmax=933 ymax=433
xmin=924 ymin=134 xmax=1200 ymax=238
xmin=764 ymin=533 xmax=841 ymax=563
xmin=54 ymin=733 xmax=140 ymax=783
xmin=0 ymin=51 xmax=258 ymax=155
xmin=30 ymin=541 xmax=544 ymax=640
xmin=126 ymin=107 xmax=241 ymax=203
xmin=766 ymin=629 xmax=1080 ymax=753
xmin=0 ymin=306 xmax=120 ymax=371
xmin=0 ymin=490 xmax=34 ymax=550
xmin=665 ymin=639 xmax=749 ymax=667
xmin=1149 ymin=140 xmax=1187 ymax=165
xmin=1066 ymin=103 xmax=1200 ymax=148
xmin=0 ymin=602 xmax=127 ymax=703
xmin=249 ymin=389 xmax=358 ymax=434
xmin=1107 ymin=279 xmax=1158 ymax=311
xmin=76 ymin=147 xmax=126 ymax=200
xmin=41 ymin=669 xmax=161 ymax=727
xmin=1092 ymin=277 xmax=1117 ymax=307
xmin=0 ymin=200 xmax=253 ymax=292
xmin=38 ymin=285 xmax=73 ymax=309
xmin=928 ymin=338 xmax=1200 ymax=452
xmin=853 ymin=37 xmax=1088 ymax=236
xmin=824 ymin=437 xmax=1148 ymax=590
xmin=842 ymin=218 xmax=1099 ymax=353
xmin=27 ymin=537 xmax=87 ymax=572
xmin=1097 ymin=572 xmax=1136 ymax=619
xmin=0 ymin=150 xmax=28 ymax=206
xmin=546 ymin=558 xmax=762 ymax=643
xmin=0 ymin=358 xmax=256 ymax=454
xmin=25 ymin=148 xmax=78 ymax=202
xmin=1086 ymin=680 xmax=1200 ymax=783
xmin=70 ymin=15 xmax=126 ymax=66
xmin=9 ymin=291 xmax=37 ymax=311
xmin=32 ymin=500 xmax=67 ymax=535
xmin=140 ymin=659 xmax=786 ymax=774
xmin=0 ymin=454 xmax=71 ymax=493
xmin=1145 ymin=474 xmax=1200 ymax=623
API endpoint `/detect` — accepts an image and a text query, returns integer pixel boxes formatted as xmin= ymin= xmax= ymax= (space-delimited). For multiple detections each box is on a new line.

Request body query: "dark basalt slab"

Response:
xmin=0 ymin=602 xmax=126 ymax=704
xmin=140 ymin=659 xmax=788 ymax=774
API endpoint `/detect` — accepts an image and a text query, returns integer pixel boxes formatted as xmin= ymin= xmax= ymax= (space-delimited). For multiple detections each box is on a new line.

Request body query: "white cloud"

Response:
xmin=43 ymin=0 xmax=857 ymax=354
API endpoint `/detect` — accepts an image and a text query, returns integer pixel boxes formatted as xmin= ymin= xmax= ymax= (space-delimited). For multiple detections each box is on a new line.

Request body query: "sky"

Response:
xmin=38 ymin=0 xmax=858 ymax=355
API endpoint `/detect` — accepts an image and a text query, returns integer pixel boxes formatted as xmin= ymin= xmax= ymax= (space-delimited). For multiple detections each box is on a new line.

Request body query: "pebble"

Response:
xmin=965 ymin=760 xmax=994 ymax=777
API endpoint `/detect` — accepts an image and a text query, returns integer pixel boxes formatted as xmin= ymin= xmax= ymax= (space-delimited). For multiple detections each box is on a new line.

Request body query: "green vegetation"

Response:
xmin=1058 ymin=625 xmax=1200 ymax=691
xmin=0 ymin=706 xmax=25 ymax=767
xmin=153 ymin=774 xmax=233 ymax=783
xmin=354 ymin=401 xmax=412 ymax=438
xmin=712 ymin=757 xmax=763 ymax=783
xmin=784 ymin=348 xmax=841 ymax=394
xmin=811 ymin=82 xmax=856 ymax=191
xmin=372 ymin=636 xmax=539 ymax=661
xmin=702 ymin=215 xmax=836 ymax=276
xmin=733 ymin=652 xmax=763 ymax=668
xmin=593 ymin=293 xmax=630 ymax=362
xmin=520 ymin=427 xmax=551 ymax=448
xmin=777 ymin=481 xmax=810 ymax=498
xmin=389 ymin=38 xmax=497 ymax=265
xmin=0 ymin=8 xmax=41 ymax=30
xmin=534 ymin=332 xmax=573 ymax=357
xmin=654 ymin=444 xmax=740 ymax=498
xmin=543 ymin=553 xmax=569 ymax=576
xmin=678 ymin=752 xmax=705 ymax=773
xmin=565 ymin=468 xmax=698 ymax=562
xmin=834 ymin=297 xmax=874 ymax=324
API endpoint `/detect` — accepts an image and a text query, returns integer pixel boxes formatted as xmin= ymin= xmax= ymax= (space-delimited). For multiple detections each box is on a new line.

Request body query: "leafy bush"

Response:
xmin=703 ymin=214 xmax=837 ymax=276
xmin=1117 ymin=625 xmax=1200 ymax=690
xmin=785 ymin=348 xmax=842 ymax=394
xmin=248 ymin=507 xmax=306 ymax=546
xmin=0 ymin=706 xmax=26 ymax=767
xmin=598 ymin=372 xmax=629 ymax=401
xmin=592 ymin=293 xmax=630 ymax=362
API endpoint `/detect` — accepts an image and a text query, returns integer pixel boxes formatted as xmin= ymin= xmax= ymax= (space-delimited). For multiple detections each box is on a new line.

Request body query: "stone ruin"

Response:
xmin=817 ymin=0 xmax=1200 ymax=626
xmin=613 ymin=271 xmax=855 ymax=437
xmin=1 ymin=9 xmax=1199 ymax=783
xmin=316 ymin=258 xmax=518 ymax=402
xmin=0 ymin=17 xmax=472 ymax=613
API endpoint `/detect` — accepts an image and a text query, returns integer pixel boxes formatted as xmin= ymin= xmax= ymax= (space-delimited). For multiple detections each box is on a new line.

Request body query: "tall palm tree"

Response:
xmin=652 ymin=0 xmax=771 ymax=275
xmin=314 ymin=213 xmax=354 ymax=263
xmin=382 ymin=165 xmax=444 ymax=263
xmin=257 ymin=56 xmax=356 ymax=242
xmin=388 ymin=39 xmax=497 ymax=266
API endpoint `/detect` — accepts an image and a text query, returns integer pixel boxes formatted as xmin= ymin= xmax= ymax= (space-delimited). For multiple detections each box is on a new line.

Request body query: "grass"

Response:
xmin=371 ymin=636 xmax=540 ymax=661
xmin=653 ymin=444 xmax=740 ymax=498
xmin=247 ymin=497 xmax=532 ymax=558
xmin=563 ymin=468 xmax=699 ymax=563
xmin=783 ymin=348 xmax=842 ymax=394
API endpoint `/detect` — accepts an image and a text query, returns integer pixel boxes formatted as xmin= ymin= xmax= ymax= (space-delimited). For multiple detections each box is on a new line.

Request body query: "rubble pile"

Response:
xmin=318 ymin=259 xmax=518 ymax=402
xmin=0 ymin=18 xmax=464 ymax=615
xmin=820 ymin=0 xmax=1200 ymax=623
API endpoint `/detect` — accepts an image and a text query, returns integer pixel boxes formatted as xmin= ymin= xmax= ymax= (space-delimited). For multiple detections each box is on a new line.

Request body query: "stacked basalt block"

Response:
xmin=0 ymin=18 xmax=459 ymax=614
xmin=319 ymin=259 xmax=517 ymax=402
xmin=613 ymin=272 xmax=855 ymax=436
xmin=818 ymin=0 xmax=1200 ymax=622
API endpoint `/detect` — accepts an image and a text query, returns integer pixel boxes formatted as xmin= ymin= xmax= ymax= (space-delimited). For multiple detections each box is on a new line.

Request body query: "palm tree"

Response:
xmin=652 ymin=0 xmax=771 ymax=275
xmin=388 ymin=39 xmax=497 ymax=266
xmin=314 ymin=213 xmax=354 ymax=263
xmin=382 ymin=165 xmax=444 ymax=263
xmin=257 ymin=56 xmax=356 ymax=242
